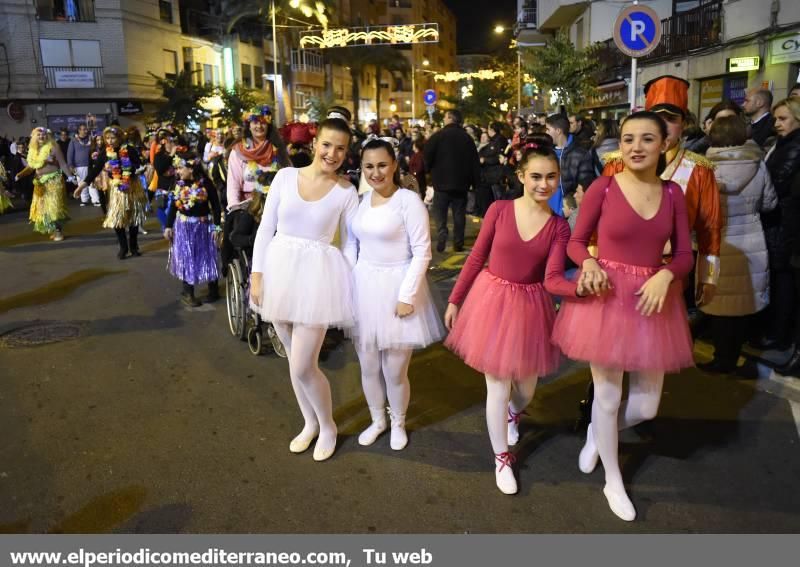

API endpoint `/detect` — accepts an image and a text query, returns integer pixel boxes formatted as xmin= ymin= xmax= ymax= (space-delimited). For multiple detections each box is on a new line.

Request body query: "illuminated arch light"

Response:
xmin=299 ymin=23 xmax=440 ymax=49
xmin=434 ymin=70 xmax=505 ymax=82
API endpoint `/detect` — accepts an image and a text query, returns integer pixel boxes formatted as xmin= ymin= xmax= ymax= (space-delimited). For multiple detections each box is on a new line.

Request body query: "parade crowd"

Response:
xmin=1 ymin=76 xmax=800 ymax=523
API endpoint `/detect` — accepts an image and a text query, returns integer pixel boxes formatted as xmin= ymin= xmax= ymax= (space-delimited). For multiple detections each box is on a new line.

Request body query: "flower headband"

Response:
xmin=244 ymin=106 xmax=272 ymax=123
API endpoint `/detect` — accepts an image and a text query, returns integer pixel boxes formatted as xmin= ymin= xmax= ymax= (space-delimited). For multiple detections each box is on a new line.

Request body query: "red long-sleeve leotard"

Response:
xmin=448 ymin=200 xmax=578 ymax=305
xmin=568 ymin=176 xmax=694 ymax=280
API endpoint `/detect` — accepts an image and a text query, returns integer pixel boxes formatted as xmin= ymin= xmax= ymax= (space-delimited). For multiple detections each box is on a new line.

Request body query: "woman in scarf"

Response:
xmin=226 ymin=106 xmax=290 ymax=208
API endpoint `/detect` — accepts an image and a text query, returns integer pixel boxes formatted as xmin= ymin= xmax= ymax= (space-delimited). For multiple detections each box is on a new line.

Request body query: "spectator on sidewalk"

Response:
xmin=68 ymin=123 xmax=100 ymax=206
xmin=743 ymin=88 xmax=776 ymax=149
xmin=424 ymin=109 xmax=481 ymax=252
xmin=569 ymin=114 xmax=595 ymax=149
xmin=545 ymin=114 xmax=596 ymax=217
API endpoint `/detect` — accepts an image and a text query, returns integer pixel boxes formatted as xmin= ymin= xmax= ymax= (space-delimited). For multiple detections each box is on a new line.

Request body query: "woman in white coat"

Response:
xmin=699 ymin=116 xmax=777 ymax=373
xmin=351 ymin=138 xmax=444 ymax=450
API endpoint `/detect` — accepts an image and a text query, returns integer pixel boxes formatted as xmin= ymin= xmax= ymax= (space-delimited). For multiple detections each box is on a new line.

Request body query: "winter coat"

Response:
xmin=423 ymin=123 xmax=481 ymax=194
xmin=478 ymin=133 xmax=507 ymax=185
xmin=559 ymin=139 xmax=596 ymax=208
xmin=765 ymin=128 xmax=800 ymax=265
xmin=701 ymin=142 xmax=777 ymax=316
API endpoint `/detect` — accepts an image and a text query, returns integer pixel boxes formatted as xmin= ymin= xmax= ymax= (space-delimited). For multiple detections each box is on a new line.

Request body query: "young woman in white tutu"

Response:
xmin=249 ymin=107 xmax=359 ymax=462
xmin=352 ymin=138 xmax=445 ymax=450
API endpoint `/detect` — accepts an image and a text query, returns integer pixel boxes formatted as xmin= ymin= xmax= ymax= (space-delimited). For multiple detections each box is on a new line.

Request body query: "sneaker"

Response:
xmin=139 ymin=227 xmax=148 ymax=235
xmin=53 ymin=230 xmax=64 ymax=242
xmin=92 ymin=203 xmax=102 ymax=207
xmin=79 ymin=202 xmax=89 ymax=207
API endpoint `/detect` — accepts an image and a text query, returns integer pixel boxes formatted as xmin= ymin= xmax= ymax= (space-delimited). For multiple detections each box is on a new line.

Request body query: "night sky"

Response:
xmin=442 ymin=0 xmax=518 ymax=54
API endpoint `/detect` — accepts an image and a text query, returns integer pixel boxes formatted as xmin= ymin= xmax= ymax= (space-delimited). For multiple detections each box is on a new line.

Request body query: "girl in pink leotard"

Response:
xmin=444 ymin=142 xmax=587 ymax=496
xmin=552 ymin=111 xmax=694 ymax=522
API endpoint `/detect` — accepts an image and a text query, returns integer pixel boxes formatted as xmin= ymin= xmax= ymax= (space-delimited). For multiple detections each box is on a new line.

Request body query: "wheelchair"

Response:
xmin=222 ymin=211 xmax=286 ymax=358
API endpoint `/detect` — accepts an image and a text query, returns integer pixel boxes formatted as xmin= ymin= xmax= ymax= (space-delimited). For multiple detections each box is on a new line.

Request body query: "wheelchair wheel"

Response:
xmin=225 ymin=259 xmax=248 ymax=341
xmin=247 ymin=326 xmax=264 ymax=355
xmin=267 ymin=324 xmax=287 ymax=358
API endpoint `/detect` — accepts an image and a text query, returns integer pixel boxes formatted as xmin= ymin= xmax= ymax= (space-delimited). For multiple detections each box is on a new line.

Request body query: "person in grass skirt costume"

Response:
xmin=76 ymin=126 xmax=147 ymax=258
xmin=551 ymin=111 xmax=695 ymax=522
xmin=164 ymin=150 xmax=222 ymax=307
xmin=249 ymin=107 xmax=359 ymax=462
xmin=351 ymin=138 xmax=444 ymax=451
xmin=443 ymin=141 xmax=587 ymax=495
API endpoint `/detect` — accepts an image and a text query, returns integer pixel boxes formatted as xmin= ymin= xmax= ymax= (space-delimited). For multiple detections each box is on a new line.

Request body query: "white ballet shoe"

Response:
xmin=507 ymin=405 xmax=525 ymax=446
xmin=312 ymin=427 xmax=338 ymax=462
xmin=578 ymin=423 xmax=599 ymax=474
xmin=388 ymin=408 xmax=408 ymax=451
xmin=603 ymin=484 xmax=637 ymax=522
xmin=358 ymin=407 xmax=388 ymax=446
xmin=494 ymin=452 xmax=518 ymax=495
xmin=289 ymin=424 xmax=319 ymax=454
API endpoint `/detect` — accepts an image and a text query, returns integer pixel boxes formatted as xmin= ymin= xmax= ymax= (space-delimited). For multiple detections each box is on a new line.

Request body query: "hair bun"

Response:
xmin=326 ymin=106 xmax=352 ymax=124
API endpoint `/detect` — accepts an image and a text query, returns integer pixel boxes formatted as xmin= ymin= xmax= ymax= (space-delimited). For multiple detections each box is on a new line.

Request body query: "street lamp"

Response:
xmin=494 ymin=25 xmax=505 ymax=34
xmin=412 ymin=59 xmax=431 ymax=121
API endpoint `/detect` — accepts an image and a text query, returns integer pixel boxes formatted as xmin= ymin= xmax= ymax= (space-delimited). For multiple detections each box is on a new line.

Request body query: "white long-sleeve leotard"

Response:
xmin=352 ymin=188 xmax=432 ymax=305
xmin=251 ymin=167 xmax=359 ymax=273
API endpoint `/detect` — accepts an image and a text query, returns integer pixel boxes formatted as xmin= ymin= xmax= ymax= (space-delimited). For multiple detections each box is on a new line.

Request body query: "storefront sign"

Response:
xmin=117 ymin=101 xmax=144 ymax=115
xmin=584 ymin=82 xmax=629 ymax=109
xmin=770 ymin=33 xmax=800 ymax=65
xmin=728 ymin=56 xmax=760 ymax=72
xmin=54 ymin=71 xmax=95 ymax=88
xmin=47 ymin=114 xmax=108 ymax=134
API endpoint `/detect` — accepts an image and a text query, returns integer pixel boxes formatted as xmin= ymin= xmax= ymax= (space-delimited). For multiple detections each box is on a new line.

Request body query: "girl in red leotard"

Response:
xmin=552 ymin=111 xmax=695 ymax=521
xmin=444 ymin=142 xmax=587 ymax=496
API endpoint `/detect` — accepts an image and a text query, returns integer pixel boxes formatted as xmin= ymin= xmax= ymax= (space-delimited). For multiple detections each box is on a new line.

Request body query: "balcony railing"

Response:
xmin=291 ymin=49 xmax=324 ymax=73
xmin=643 ymin=1 xmax=722 ymax=62
xmin=518 ymin=6 xmax=538 ymax=27
xmin=43 ymin=66 xmax=103 ymax=89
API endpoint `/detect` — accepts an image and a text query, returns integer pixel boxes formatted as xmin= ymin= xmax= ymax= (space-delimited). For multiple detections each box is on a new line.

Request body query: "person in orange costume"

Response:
xmin=602 ymin=76 xmax=722 ymax=305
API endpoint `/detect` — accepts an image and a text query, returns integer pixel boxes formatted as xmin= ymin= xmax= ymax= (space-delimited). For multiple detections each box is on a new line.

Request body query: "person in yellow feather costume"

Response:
xmin=0 ymin=161 xmax=12 ymax=214
xmin=14 ymin=127 xmax=74 ymax=239
xmin=75 ymin=126 xmax=147 ymax=259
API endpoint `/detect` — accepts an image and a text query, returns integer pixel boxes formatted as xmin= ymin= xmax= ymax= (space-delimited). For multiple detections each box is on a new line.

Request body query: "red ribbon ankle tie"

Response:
xmin=495 ymin=452 xmax=516 ymax=472
xmin=507 ymin=407 xmax=527 ymax=424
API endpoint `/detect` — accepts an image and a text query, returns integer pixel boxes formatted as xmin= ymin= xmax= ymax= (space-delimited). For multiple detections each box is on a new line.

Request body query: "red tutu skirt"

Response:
xmin=444 ymin=270 xmax=560 ymax=381
xmin=552 ymin=259 xmax=694 ymax=372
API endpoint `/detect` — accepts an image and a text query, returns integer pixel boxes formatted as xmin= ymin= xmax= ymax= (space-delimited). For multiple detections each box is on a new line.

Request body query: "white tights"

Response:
xmin=356 ymin=347 xmax=413 ymax=417
xmin=273 ymin=322 xmax=337 ymax=451
xmin=590 ymin=365 xmax=664 ymax=488
xmin=485 ymin=375 xmax=537 ymax=454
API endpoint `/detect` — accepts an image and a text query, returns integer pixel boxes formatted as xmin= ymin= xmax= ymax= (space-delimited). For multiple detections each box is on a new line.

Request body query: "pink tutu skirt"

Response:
xmin=552 ymin=259 xmax=694 ymax=372
xmin=444 ymin=270 xmax=560 ymax=381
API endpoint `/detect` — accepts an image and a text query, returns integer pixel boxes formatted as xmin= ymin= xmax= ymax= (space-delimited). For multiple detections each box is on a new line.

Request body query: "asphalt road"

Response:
xmin=0 ymin=200 xmax=798 ymax=533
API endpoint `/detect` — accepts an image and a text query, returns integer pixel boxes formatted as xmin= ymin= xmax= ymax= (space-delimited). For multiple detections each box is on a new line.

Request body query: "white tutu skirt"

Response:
xmin=250 ymin=233 xmax=355 ymax=329
xmin=351 ymin=259 xmax=445 ymax=351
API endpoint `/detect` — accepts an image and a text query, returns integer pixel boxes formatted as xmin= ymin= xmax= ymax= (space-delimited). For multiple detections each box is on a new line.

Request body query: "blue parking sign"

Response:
xmin=613 ymin=5 xmax=662 ymax=57
xmin=423 ymin=89 xmax=437 ymax=106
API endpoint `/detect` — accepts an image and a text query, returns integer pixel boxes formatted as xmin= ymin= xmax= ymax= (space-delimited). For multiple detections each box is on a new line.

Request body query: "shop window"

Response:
xmin=163 ymin=49 xmax=178 ymax=79
xmin=35 ymin=0 xmax=95 ymax=22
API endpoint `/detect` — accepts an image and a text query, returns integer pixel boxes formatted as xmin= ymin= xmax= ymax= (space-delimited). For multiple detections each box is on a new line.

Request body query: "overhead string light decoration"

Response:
xmin=299 ymin=23 xmax=439 ymax=49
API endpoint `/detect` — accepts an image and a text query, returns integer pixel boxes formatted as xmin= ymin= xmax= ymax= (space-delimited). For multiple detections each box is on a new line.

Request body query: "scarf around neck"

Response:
xmin=234 ymin=136 xmax=275 ymax=167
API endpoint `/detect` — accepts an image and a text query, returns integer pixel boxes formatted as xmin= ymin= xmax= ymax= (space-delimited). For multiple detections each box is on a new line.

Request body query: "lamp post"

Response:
xmin=495 ymin=24 xmax=521 ymax=114
xmin=411 ymin=57 xmax=429 ymax=122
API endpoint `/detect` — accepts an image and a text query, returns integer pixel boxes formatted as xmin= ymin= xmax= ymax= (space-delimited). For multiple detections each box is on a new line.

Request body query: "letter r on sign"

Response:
xmin=631 ymin=20 xmax=646 ymax=41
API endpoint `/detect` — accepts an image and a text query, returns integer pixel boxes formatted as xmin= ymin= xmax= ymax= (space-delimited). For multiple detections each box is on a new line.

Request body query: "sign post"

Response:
xmin=613 ymin=2 xmax=662 ymax=110
xmin=423 ymin=89 xmax=437 ymax=123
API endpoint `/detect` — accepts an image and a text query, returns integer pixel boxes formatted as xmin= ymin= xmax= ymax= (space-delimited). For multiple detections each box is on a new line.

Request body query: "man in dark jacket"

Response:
xmin=545 ymin=114 xmax=596 ymax=212
xmin=424 ymin=109 xmax=481 ymax=252
xmin=743 ymin=88 xmax=776 ymax=149
xmin=569 ymin=114 xmax=595 ymax=149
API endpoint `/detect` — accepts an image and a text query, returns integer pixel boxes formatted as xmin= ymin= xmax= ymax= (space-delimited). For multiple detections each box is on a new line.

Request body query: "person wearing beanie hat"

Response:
xmin=602 ymin=75 xmax=722 ymax=309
